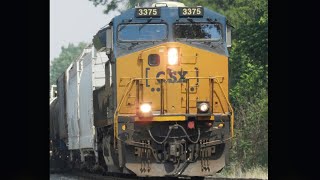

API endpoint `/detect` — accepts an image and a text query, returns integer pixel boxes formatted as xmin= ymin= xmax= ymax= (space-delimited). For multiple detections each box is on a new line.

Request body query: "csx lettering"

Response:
xmin=156 ymin=71 xmax=188 ymax=83
xmin=168 ymin=71 xmax=177 ymax=83
xmin=177 ymin=71 xmax=188 ymax=82
xmin=156 ymin=71 xmax=165 ymax=83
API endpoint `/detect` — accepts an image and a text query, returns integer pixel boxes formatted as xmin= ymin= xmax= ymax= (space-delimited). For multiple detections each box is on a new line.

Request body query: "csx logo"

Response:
xmin=146 ymin=68 xmax=195 ymax=89
xmin=155 ymin=70 xmax=188 ymax=83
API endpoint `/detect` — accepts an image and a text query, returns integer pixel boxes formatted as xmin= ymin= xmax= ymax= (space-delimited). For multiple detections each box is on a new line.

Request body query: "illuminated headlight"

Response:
xmin=198 ymin=102 xmax=209 ymax=113
xmin=140 ymin=103 xmax=152 ymax=113
xmin=50 ymin=150 xmax=52 ymax=156
xmin=168 ymin=48 xmax=178 ymax=65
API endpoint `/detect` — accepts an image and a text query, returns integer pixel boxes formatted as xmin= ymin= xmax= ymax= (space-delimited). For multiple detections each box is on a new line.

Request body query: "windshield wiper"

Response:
xmin=187 ymin=18 xmax=194 ymax=23
xmin=116 ymin=42 xmax=138 ymax=50
xmin=118 ymin=25 xmax=127 ymax=32
xmin=128 ymin=41 xmax=156 ymax=50
xmin=176 ymin=38 xmax=190 ymax=42
xmin=118 ymin=19 xmax=133 ymax=32
xmin=139 ymin=18 xmax=153 ymax=31
xmin=204 ymin=41 xmax=224 ymax=50
xmin=176 ymin=38 xmax=223 ymax=49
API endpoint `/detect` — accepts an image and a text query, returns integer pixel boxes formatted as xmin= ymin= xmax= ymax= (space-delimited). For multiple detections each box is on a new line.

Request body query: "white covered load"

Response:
xmin=66 ymin=45 xmax=108 ymax=150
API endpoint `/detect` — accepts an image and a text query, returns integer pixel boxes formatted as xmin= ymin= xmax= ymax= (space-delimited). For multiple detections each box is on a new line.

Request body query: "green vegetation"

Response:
xmin=50 ymin=42 xmax=87 ymax=85
xmin=90 ymin=0 xmax=268 ymax=174
xmin=89 ymin=0 xmax=149 ymax=14
xmin=218 ymin=164 xmax=268 ymax=179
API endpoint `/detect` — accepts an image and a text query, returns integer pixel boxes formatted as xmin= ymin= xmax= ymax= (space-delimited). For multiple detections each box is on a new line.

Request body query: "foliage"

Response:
xmin=50 ymin=42 xmax=87 ymax=85
xmin=226 ymin=0 xmax=268 ymax=169
xmin=218 ymin=164 xmax=268 ymax=179
xmin=89 ymin=0 xmax=150 ymax=14
xmin=90 ymin=0 xmax=268 ymax=172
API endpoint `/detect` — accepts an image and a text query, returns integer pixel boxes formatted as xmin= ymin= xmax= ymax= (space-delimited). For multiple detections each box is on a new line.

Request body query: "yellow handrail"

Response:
xmin=213 ymin=78 xmax=234 ymax=138
xmin=113 ymin=76 xmax=234 ymax=149
xmin=113 ymin=78 xmax=135 ymax=148
xmin=184 ymin=76 xmax=234 ymax=138
xmin=113 ymin=77 xmax=166 ymax=148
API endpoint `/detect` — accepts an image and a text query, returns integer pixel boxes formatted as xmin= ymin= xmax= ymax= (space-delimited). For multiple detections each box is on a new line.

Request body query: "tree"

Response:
xmin=50 ymin=42 xmax=87 ymax=85
xmin=89 ymin=0 xmax=160 ymax=14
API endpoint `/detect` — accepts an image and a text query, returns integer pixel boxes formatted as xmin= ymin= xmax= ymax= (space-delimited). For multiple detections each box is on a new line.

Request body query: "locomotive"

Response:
xmin=50 ymin=1 xmax=234 ymax=177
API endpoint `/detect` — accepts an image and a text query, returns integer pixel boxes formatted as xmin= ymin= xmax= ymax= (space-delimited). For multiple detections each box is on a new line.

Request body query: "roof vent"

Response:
xmin=151 ymin=1 xmax=185 ymax=7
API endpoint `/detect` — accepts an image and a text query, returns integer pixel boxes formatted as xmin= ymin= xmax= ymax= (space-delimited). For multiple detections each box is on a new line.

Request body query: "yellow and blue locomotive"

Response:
xmin=50 ymin=1 xmax=234 ymax=178
xmin=92 ymin=1 xmax=234 ymax=177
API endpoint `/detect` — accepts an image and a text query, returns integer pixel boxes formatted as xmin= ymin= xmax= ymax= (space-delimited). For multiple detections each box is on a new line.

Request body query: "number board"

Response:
xmin=135 ymin=8 xmax=160 ymax=18
xmin=179 ymin=7 xmax=204 ymax=17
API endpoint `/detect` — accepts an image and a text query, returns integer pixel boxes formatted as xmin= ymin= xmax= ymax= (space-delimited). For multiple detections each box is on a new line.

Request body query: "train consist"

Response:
xmin=50 ymin=1 xmax=234 ymax=177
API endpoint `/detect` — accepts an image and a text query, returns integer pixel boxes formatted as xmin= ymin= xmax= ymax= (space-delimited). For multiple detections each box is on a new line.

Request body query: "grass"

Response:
xmin=216 ymin=163 xmax=268 ymax=179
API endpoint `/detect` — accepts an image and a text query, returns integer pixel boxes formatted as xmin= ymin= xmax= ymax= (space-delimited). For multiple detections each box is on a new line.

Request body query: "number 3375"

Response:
xmin=138 ymin=9 xmax=158 ymax=15
xmin=182 ymin=8 xmax=202 ymax=15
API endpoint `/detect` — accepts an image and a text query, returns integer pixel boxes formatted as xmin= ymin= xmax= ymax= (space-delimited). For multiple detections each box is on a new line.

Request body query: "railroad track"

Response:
xmin=50 ymin=171 xmax=267 ymax=180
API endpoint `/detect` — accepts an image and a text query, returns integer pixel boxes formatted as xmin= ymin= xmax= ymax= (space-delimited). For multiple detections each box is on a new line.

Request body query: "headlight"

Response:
xmin=168 ymin=48 xmax=178 ymax=65
xmin=198 ymin=102 xmax=209 ymax=113
xmin=140 ymin=103 xmax=152 ymax=113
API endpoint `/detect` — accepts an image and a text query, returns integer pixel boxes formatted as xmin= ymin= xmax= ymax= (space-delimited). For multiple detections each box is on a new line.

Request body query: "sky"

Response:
xmin=50 ymin=0 xmax=119 ymax=62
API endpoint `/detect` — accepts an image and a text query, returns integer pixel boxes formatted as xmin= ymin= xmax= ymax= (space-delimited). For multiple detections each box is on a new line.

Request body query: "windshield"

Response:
xmin=174 ymin=23 xmax=222 ymax=41
xmin=118 ymin=24 xmax=167 ymax=41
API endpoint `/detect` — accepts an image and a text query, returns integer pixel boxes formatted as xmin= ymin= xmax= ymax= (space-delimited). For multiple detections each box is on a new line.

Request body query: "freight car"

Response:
xmin=50 ymin=1 xmax=234 ymax=177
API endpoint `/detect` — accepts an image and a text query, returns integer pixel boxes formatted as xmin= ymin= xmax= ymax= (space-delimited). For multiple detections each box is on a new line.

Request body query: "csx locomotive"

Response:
xmin=50 ymin=1 xmax=234 ymax=177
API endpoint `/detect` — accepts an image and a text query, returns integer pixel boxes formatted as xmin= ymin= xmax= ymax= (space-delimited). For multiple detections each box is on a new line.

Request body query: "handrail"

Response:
xmin=213 ymin=78 xmax=234 ymax=138
xmin=113 ymin=76 xmax=234 ymax=149
xmin=113 ymin=78 xmax=135 ymax=148
xmin=113 ymin=77 xmax=166 ymax=148
xmin=185 ymin=76 xmax=234 ymax=138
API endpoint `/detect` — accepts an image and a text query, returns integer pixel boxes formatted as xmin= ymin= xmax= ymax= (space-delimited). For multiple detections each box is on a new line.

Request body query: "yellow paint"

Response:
xmin=135 ymin=115 xmax=186 ymax=121
xmin=116 ymin=42 xmax=230 ymax=117
xmin=134 ymin=115 xmax=215 ymax=121
xmin=196 ymin=115 xmax=215 ymax=121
